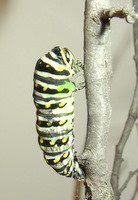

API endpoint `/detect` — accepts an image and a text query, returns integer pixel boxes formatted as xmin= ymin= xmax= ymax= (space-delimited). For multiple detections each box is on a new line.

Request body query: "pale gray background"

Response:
xmin=0 ymin=0 xmax=137 ymax=200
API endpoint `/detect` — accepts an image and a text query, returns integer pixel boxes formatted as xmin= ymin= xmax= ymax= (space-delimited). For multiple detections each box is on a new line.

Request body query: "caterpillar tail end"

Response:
xmin=70 ymin=154 xmax=85 ymax=180
xmin=72 ymin=160 xmax=85 ymax=180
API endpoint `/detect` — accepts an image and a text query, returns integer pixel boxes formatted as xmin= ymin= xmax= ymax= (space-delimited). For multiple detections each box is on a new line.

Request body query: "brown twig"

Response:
xmin=73 ymin=181 xmax=82 ymax=200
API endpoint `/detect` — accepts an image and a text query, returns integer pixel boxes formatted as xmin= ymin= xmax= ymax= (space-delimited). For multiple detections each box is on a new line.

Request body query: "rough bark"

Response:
xmin=81 ymin=0 xmax=114 ymax=199
xmin=79 ymin=1 xmax=138 ymax=200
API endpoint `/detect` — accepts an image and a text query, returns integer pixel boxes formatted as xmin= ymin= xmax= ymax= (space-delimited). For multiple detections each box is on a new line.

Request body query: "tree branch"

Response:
xmin=80 ymin=0 xmax=114 ymax=199
xmin=111 ymin=1 xmax=138 ymax=200
xmin=119 ymin=169 xmax=138 ymax=193
xmin=80 ymin=0 xmax=138 ymax=199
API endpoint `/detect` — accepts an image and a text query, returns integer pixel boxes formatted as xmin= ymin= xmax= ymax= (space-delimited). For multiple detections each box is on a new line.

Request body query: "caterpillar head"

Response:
xmin=50 ymin=46 xmax=79 ymax=77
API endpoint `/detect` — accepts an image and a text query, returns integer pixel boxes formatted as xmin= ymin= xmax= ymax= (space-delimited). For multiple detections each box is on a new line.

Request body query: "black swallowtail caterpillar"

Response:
xmin=33 ymin=46 xmax=85 ymax=179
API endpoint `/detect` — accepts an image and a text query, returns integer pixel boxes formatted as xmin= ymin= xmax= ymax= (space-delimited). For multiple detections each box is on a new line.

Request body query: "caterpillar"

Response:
xmin=33 ymin=46 xmax=85 ymax=179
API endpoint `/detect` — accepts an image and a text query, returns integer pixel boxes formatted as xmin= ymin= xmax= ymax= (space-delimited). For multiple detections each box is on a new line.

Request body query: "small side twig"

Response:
xmin=111 ymin=1 xmax=138 ymax=200
xmin=111 ymin=82 xmax=138 ymax=199
xmin=131 ymin=175 xmax=138 ymax=200
xmin=101 ymin=6 xmax=138 ymax=23
xmin=119 ymin=169 xmax=138 ymax=193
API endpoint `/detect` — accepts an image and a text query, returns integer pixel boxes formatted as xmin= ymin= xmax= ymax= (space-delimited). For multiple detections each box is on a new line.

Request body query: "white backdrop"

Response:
xmin=0 ymin=0 xmax=137 ymax=199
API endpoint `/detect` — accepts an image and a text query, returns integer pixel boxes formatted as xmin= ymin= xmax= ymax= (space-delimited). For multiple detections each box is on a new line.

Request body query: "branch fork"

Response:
xmin=119 ymin=169 xmax=138 ymax=193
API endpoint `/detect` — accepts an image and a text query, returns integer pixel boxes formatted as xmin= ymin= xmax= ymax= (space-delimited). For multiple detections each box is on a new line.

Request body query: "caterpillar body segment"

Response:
xmin=33 ymin=46 xmax=85 ymax=179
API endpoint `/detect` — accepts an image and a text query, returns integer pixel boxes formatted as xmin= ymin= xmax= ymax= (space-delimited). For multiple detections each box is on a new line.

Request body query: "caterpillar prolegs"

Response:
xmin=33 ymin=46 xmax=85 ymax=179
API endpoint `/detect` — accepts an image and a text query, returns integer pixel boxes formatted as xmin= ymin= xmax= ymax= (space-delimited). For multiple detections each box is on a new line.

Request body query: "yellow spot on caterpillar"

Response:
xmin=57 ymin=86 xmax=64 ymax=92
xmin=68 ymin=160 xmax=72 ymax=167
xmin=60 ymin=49 xmax=67 ymax=64
xmin=59 ymin=120 xmax=66 ymax=125
xmin=63 ymin=152 xmax=68 ymax=158
xmin=53 ymin=158 xmax=60 ymax=163
xmin=63 ymin=170 xmax=67 ymax=175
xmin=39 ymin=137 xmax=43 ymax=144
xmin=57 ymin=66 xmax=64 ymax=72
xmin=59 ymin=102 xmax=66 ymax=107
xmin=45 ymin=103 xmax=51 ymax=108
xmin=49 ymin=140 xmax=55 ymax=145
xmin=43 ymin=86 xmax=47 ymax=91
xmin=60 ymin=49 xmax=66 ymax=56
xmin=35 ymin=103 xmax=39 ymax=107
xmin=46 ymin=64 xmax=50 ymax=67
xmin=62 ymin=137 xmax=67 ymax=143
xmin=47 ymin=122 xmax=52 ymax=127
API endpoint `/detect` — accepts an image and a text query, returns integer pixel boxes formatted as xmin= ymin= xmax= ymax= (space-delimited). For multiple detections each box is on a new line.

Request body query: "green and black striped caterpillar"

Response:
xmin=33 ymin=46 xmax=85 ymax=179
